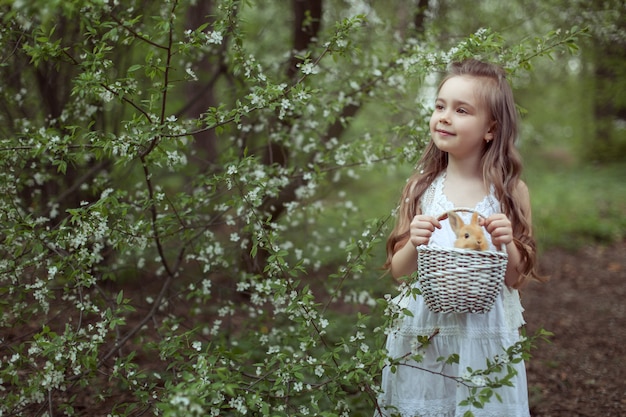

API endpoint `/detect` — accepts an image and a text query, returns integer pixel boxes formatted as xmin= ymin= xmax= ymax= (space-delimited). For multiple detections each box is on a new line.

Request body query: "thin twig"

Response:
xmin=108 ymin=12 xmax=168 ymax=51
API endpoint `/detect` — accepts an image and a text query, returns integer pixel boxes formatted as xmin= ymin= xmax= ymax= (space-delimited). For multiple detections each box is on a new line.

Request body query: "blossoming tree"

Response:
xmin=0 ymin=0 xmax=582 ymax=415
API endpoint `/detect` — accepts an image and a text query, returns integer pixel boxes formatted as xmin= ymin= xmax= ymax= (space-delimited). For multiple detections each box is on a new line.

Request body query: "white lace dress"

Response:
xmin=375 ymin=172 xmax=530 ymax=417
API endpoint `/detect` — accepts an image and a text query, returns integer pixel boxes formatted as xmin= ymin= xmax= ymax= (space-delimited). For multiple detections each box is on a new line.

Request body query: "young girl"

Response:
xmin=375 ymin=59 xmax=542 ymax=417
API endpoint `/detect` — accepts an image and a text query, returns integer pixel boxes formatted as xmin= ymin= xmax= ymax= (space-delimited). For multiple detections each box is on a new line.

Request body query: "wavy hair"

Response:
xmin=384 ymin=59 xmax=542 ymax=287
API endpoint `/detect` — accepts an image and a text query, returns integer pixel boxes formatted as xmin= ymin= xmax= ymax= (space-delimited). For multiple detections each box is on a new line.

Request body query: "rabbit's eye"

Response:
xmin=464 ymin=233 xmax=470 ymax=239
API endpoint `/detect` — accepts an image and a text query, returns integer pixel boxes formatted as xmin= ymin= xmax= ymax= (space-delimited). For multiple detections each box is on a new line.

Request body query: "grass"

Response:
xmin=525 ymin=162 xmax=626 ymax=252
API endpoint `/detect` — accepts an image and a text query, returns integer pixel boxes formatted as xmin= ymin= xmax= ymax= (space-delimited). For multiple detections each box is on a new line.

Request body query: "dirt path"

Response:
xmin=523 ymin=241 xmax=626 ymax=417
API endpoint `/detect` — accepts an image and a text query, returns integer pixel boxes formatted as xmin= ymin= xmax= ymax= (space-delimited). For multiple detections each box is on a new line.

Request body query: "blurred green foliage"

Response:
xmin=526 ymin=163 xmax=626 ymax=251
xmin=0 ymin=0 xmax=623 ymax=415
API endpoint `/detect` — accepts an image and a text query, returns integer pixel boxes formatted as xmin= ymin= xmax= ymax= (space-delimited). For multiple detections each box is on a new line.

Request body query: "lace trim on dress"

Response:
xmin=428 ymin=172 xmax=452 ymax=216
xmin=420 ymin=175 xmax=438 ymax=214
xmin=421 ymin=172 xmax=500 ymax=219
xmin=375 ymin=398 xmax=454 ymax=417
xmin=392 ymin=325 xmax=521 ymax=339
xmin=375 ymin=398 xmax=530 ymax=417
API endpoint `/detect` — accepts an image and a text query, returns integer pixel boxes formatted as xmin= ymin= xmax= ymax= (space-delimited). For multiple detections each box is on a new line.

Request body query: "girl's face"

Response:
xmin=429 ymin=75 xmax=495 ymax=161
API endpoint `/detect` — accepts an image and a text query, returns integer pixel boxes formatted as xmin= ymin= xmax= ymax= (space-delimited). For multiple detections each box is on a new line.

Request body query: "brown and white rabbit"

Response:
xmin=447 ymin=211 xmax=488 ymax=251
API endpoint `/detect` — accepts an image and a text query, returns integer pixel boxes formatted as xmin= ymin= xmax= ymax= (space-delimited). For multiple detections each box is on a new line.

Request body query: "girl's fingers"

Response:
xmin=483 ymin=214 xmax=513 ymax=245
xmin=409 ymin=215 xmax=441 ymax=246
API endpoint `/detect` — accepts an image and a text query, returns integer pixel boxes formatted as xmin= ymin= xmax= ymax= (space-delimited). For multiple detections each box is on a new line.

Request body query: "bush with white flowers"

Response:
xmin=0 ymin=0 xmax=581 ymax=415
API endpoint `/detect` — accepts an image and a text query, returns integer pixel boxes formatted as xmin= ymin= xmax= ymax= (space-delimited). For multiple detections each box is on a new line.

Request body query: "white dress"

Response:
xmin=375 ymin=172 xmax=530 ymax=417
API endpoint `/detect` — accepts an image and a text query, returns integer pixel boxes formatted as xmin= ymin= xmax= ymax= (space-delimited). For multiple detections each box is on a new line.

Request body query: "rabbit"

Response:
xmin=447 ymin=211 xmax=489 ymax=251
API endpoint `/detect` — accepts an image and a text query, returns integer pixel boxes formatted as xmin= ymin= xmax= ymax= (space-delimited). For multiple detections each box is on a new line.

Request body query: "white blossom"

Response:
xmin=300 ymin=62 xmax=319 ymax=75
xmin=471 ymin=376 xmax=486 ymax=387
xmin=207 ymin=31 xmax=223 ymax=45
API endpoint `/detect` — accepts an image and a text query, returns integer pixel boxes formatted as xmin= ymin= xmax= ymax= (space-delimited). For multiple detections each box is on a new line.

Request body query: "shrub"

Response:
xmin=0 ymin=1 xmax=583 ymax=415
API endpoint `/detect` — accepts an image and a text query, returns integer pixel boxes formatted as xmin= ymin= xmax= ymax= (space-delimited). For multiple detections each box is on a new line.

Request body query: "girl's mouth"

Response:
xmin=436 ymin=129 xmax=455 ymax=136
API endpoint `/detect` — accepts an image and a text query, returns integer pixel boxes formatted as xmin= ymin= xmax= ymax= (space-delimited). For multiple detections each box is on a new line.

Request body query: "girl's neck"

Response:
xmin=445 ymin=157 xmax=482 ymax=181
xmin=442 ymin=158 xmax=488 ymax=208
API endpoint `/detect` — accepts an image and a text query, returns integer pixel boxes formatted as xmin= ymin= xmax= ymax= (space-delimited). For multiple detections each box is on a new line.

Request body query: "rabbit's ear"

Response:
xmin=447 ymin=211 xmax=463 ymax=234
xmin=471 ymin=211 xmax=480 ymax=225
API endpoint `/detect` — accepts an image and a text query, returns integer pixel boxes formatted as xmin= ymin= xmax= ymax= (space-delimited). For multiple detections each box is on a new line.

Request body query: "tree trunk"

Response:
xmin=591 ymin=40 xmax=626 ymax=162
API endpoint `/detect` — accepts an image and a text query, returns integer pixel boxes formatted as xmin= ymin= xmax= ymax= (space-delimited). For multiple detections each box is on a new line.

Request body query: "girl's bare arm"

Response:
xmin=391 ymin=215 xmax=441 ymax=279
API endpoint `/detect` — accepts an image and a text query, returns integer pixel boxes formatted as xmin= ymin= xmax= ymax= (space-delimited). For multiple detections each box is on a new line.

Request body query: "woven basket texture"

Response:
xmin=417 ymin=244 xmax=508 ymax=314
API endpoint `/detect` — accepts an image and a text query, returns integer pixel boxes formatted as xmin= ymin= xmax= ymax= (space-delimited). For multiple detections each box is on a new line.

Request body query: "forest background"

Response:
xmin=0 ymin=0 xmax=624 ymax=416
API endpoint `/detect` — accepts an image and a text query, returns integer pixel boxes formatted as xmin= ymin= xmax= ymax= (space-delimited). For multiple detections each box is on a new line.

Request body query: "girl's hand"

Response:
xmin=480 ymin=213 xmax=514 ymax=247
xmin=409 ymin=215 xmax=441 ymax=248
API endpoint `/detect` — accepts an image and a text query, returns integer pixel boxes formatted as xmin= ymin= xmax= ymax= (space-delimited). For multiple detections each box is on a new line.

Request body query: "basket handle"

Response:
xmin=436 ymin=207 xmax=506 ymax=253
xmin=436 ymin=207 xmax=487 ymax=222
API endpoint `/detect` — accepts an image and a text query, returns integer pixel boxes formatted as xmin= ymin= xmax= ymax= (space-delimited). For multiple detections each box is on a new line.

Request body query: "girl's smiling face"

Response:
xmin=429 ymin=75 xmax=495 ymax=161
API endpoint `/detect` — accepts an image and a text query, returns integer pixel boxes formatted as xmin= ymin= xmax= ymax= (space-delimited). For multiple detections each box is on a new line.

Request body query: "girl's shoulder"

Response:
xmin=513 ymin=180 xmax=530 ymax=203
xmin=494 ymin=178 xmax=529 ymax=201
xmin=514 ymin=179 xmax=529 ymax=194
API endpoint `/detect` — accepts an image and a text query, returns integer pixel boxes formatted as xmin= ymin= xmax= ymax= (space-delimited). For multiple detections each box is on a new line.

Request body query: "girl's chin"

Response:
xmin=433 ymin=138 xmax=454 ymax=150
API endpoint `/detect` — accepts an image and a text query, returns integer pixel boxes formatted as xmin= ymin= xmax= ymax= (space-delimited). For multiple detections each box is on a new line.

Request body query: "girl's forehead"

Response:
xmin=437 ymin=75 xmax=488 ymax=108
xmin=438 ymin=76 xmax=481 ymax=98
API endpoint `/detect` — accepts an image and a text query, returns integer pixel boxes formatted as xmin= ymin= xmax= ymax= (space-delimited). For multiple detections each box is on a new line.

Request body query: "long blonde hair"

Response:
xmin=385 ymin=59 xmax=542 ymax=287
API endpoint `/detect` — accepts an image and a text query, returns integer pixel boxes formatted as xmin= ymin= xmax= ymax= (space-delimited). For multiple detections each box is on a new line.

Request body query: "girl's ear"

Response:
xmin=484 ymin=122 xmax=496 ymax=142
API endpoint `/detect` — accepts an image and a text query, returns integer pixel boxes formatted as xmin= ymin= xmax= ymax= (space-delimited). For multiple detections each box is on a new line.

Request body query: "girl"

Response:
xmin=375 ymin=59 xmax=542 ymax=417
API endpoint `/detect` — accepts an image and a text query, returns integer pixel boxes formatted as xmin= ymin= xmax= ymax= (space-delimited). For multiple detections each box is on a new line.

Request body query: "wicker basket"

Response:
xmin=416 ymin=208 xmax=508 ymax=314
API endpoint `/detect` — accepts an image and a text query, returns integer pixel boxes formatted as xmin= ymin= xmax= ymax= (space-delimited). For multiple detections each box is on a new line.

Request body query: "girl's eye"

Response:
xmin=457 ymin=108 xmax=468 ymax=114
xmin=435 ymin=104 xmax=444 ymax=110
